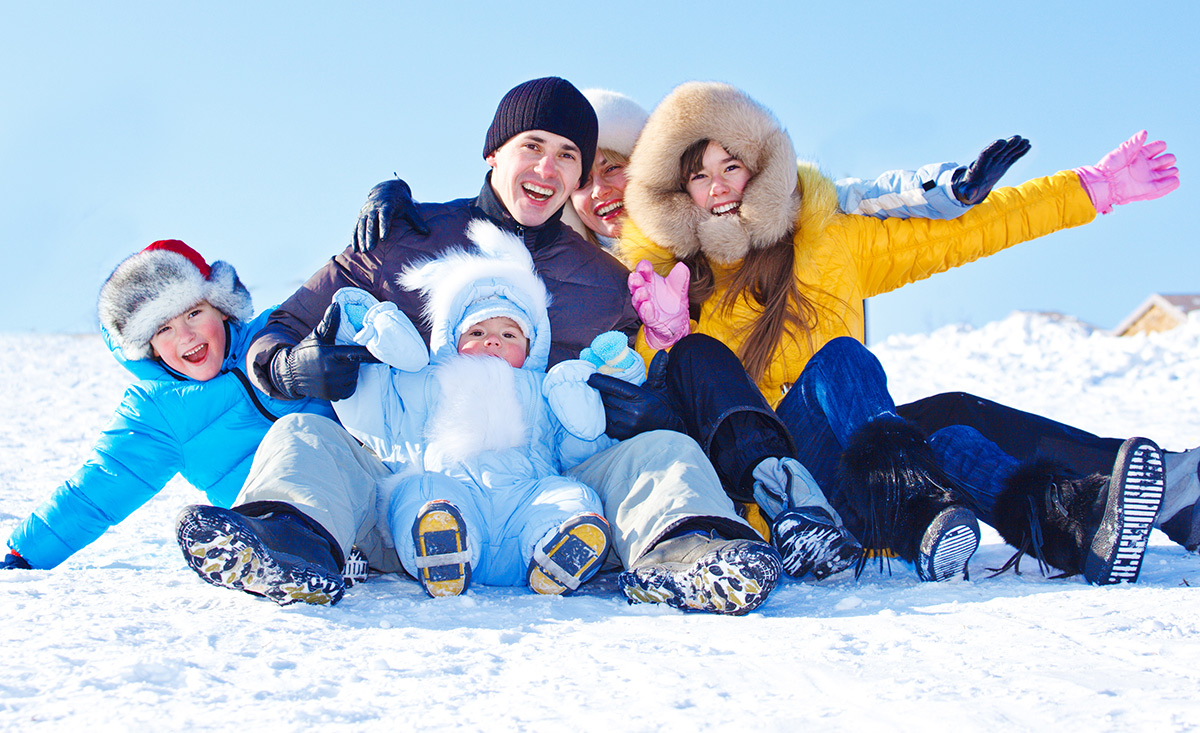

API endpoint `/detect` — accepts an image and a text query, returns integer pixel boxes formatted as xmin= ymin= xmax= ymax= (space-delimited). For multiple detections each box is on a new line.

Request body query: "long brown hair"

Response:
xmin=679 ymin=139 xmax=837 ymax=383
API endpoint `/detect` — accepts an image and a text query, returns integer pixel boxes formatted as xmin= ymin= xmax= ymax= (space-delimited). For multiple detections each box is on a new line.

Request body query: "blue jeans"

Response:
xmin=775 ymin=337 xmax=1013 ymax=526
xmin=899 ymin=392 xmax=1122 ymax=477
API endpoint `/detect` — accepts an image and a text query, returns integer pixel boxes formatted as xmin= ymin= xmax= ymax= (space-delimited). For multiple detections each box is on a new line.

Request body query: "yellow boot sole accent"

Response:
xmin=528 ymin=514 xmax=610 ymax=595
xmin=413 ymin=501 xmax=471 ymax=598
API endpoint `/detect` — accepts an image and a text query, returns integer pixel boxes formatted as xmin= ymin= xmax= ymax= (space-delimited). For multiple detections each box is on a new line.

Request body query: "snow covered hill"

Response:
xmin=3 ymin=314 xmax=1200 ymax=730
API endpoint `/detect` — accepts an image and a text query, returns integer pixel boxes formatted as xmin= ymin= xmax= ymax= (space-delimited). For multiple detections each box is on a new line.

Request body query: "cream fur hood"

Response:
xmin=624 ymin=81 xmax=801 ymax=265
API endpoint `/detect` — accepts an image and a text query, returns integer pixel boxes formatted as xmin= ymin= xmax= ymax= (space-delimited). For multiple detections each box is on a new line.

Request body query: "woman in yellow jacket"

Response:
xmin=602 ymin=81 xmax=1178 ymax=585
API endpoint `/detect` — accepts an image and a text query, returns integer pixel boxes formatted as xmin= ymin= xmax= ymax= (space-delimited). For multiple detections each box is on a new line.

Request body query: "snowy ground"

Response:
xmin=3 ymin=313 xmax=1200 ymax=731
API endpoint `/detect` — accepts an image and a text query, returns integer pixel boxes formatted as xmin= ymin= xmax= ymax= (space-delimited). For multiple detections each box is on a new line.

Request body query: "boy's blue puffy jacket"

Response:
xmin=6 ymin=311 xmax=336 ymax=569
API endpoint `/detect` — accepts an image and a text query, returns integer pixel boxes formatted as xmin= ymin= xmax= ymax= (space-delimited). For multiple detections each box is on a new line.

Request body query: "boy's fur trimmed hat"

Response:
xmin=97 ymin=240 xmax=253 ymax=359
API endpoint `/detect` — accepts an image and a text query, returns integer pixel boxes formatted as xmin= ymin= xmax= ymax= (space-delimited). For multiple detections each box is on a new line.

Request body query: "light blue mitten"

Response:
xmin=580 ymin=331 xmax=646 ymax=386
xmin=543 ymin=359 xmax=605 ymax=440
xmin=332 ymin=287 xmax=428 ymax=372
xmin=331 ymin=287 xmax=380 ymax=344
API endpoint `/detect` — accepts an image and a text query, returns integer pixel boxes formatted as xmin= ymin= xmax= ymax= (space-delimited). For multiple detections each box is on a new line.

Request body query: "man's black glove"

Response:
xmin=2 ymin=552 xmax=31 ymax=569
xmin=586 ymin=351 xmax=685 ymax=441
xmin=951 ymin=135 xmax=1032 ymax=205
xmin=353 ymin=178 xmax=430 ymax=253
xmin=270 ymin=302 xmax=379 ymax=401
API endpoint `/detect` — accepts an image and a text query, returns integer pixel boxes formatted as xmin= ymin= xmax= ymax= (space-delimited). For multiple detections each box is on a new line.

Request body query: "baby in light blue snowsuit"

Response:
xmin=331 ymin=220 xmax=623 ymax=598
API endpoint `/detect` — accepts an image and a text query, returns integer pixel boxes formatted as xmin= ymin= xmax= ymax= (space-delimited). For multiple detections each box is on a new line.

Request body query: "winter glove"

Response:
xmin=353 ymin=178 xmax=430 ymax=253
xmin=269 ymin=301 xmax=380 ymax=401
xmin=752 ymin=457 xmax=842 ymax=523
xmin=580 ymin=331 xmax=646 ymax=386
xmin=2 ymin=551 xmax=31 ymax=569
xmin=544 ymin=359 xmax=606 ymax=441
xmin=1075 ymin=130 xmax=1179 ymax=214
xmin=951 ymin=135 xmax=1031 ymax=205
xmin=587 ymin=350 xmax=684 ymax=440
xmin=629 ymin=260 xmax=690 ymax=350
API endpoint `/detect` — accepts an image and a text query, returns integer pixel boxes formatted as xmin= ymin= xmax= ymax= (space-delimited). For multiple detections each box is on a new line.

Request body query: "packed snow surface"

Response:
xmin=3 ymin=312 xmax=1200 ymax=730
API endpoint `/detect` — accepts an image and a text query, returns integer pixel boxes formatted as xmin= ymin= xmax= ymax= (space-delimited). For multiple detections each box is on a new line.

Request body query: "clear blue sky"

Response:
xmin=2 ymin=1 xmax=1195 ymax=344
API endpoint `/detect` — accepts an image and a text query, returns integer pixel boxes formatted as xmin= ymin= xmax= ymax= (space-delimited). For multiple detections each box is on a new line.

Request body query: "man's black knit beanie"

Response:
xmin=483 ymin=77 xmax=598 ymax=186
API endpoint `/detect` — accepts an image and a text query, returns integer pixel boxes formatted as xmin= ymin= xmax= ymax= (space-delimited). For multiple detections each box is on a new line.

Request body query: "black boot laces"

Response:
xmin=988 ymin=482 xmax=1071 ymax=579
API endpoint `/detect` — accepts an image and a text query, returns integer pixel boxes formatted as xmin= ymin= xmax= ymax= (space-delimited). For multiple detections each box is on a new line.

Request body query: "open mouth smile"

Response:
xmin=182 ymin=343 xmax=209 ymax=364
xmin=522 ymin=182 xmax=555 ymax=202
xmin=594 ymin=200 xmax=624 ymax=219
xmin=711 ymin=201 xmax=741 ymax=216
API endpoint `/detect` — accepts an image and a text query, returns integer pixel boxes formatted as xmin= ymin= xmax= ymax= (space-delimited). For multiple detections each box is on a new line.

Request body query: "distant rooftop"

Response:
xmin=1114 ymin=293 xmax=1200 ymax=336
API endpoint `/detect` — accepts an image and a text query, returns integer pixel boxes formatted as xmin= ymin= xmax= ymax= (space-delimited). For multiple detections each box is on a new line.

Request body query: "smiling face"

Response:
xmin=684 ymin=140 xmax=752 ymax=216
xmin=486 ymin=130 xmax=583 ymax=227
xmin=456 ymin=316 xmax=529 ymax=368
xmin=149 ymin=301 xmax=228 ymax=381
xmin=571 ymin=149 xmax=629 ymax=239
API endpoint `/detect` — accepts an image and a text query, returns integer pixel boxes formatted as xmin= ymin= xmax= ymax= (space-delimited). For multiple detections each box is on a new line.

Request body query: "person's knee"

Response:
xmin=668 ymin=333 xmax=734 ymax=374
xmin=909 ymin=391 xmax=975 ymax=413
xmin=637 ymin=429 xmax=706 ymax=457
xmin=813 ymin=336 xmax=875 ymax=370
xmin=268 ymin=412 xmax=343 ymax=445
xmin=278 ymin=411 xmax=337 ymax=431
xmin=928 ymin=424 xmax=986 ymax=451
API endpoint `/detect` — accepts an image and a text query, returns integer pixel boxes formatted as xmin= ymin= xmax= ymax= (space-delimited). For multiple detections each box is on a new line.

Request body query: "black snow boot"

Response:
xmin=176 ymin=502 xmax=346 ymax=605
xmin=839 ymin=418 xmax=980 ymax=581
xmin=992 ymin=437 xmax=1165 ymax=585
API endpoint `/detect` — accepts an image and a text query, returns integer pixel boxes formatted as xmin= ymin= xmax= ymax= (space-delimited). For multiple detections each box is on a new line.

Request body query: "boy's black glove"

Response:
xmin=353 ymin=178 xmax=430 ymax=253
xmin=270 ymin=302 xmax=378 ymax=402
xmin=951 ymin=135 xmax=1031 ymax=205
xmin=587 ymin=351 xmax=684 ymax=440
xmin=2 ymin=552 xmax=31 ymax=570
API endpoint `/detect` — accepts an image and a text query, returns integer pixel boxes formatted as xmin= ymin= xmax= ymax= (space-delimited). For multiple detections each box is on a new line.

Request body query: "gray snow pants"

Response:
xmin=233 ymin=414 xmax=757 ymax=573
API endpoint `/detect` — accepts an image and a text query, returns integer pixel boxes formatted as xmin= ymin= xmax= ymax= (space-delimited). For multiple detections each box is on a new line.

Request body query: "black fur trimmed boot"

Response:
xmin=992 ymin=437 xmax=1165 ymax=585
xmin=839 ymin=418 xmax=980 ymax=581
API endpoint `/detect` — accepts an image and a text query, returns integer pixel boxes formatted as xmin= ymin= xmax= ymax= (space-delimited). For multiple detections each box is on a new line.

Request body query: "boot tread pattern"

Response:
xmin=1097 ymin=440 xmax=1165 ymax=584
xmin=928 ymin=524 xmax=979 ymax=581
xmin=916 ymin=507 xmax=980 ymax=582
xmin=618 ymin=542 xmax=781 ymax=616
xmin=176 ymin=506 xmax=343 ymax=606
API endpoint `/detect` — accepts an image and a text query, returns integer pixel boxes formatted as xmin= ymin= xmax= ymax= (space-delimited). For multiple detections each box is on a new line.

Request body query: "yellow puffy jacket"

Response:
xmin=619 ymin=163 xmax=1097 ymax=408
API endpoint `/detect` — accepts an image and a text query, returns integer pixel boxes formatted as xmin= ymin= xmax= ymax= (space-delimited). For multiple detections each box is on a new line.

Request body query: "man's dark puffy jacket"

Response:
xmin=249 ymin=175 xmax=640 ymax=399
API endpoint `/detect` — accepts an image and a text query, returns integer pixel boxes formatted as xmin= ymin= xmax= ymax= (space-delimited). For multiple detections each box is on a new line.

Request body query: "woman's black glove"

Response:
xmin=951 ymin=136 xmax=1031 ymax=205
xmin=353 ymin=178 xmax=430 ymax=253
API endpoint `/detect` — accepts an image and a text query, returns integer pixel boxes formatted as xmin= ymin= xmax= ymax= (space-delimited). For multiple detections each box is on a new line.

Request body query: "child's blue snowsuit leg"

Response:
xmin=388 ymin=471 xmax=487 ymax=582
xmin=514 ymin=476 xmax=604 ymax=572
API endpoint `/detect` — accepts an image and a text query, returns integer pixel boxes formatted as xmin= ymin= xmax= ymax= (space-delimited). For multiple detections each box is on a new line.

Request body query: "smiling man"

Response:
xmin=246 ymin=77 xmax=635 ymax=395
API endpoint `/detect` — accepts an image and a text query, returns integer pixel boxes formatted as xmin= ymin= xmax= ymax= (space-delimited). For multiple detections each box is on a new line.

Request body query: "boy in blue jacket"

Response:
xmin=2 ymin=240 xmax=335 ymax=571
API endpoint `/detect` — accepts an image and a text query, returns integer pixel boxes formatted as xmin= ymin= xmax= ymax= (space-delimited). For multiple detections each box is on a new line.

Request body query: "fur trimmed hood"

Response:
xmin=397 ymin=220 xmax=552 ymax=372
xmin=624 ymin=81 xmax=800 ymax=265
